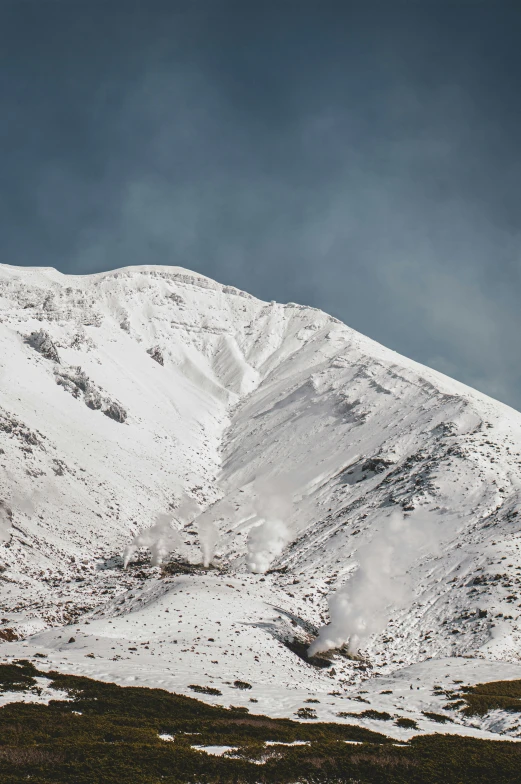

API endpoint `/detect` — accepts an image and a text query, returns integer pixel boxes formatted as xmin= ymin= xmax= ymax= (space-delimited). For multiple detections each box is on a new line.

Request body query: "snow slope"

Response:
xmin=1 ymin=262 xmax=521 ymax=739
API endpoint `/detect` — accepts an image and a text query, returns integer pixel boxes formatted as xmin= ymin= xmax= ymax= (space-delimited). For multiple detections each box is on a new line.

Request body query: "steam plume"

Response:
xmin=246 ymin=478 xmax=293 ymax=574
xmin=174 ymin=494 xmax=200 ymax=522
xmin=198 ymin=515 xmax=220 ymax=567
xmin=123 ymin=513 xmax=181 ymax=567
xmin=172 ymin=490 xmax=221 ymax=567
xmin=247 ymin=518 xmax=291 ymax=574
xmin=308 ymin=511 xmax=440 ymax=656
xmin=195 ymin=499 xmax=235 ymax=567
xmin=0 ymin=473 xmax=55 ymax=545
xmin=0 ymin=502 xmax=12 ymax=543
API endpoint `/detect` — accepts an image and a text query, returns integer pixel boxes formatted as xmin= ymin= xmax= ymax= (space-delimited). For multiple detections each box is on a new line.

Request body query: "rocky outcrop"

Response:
xmin=27 ymin=329 xmax=60 ymax=363
xmin=55 ymin=366 xmax=127 ymax=423
xmin=103 ymin=400 xmax=127 ymax=423
xmin=147 ymin=346 xmax=164 ymax=365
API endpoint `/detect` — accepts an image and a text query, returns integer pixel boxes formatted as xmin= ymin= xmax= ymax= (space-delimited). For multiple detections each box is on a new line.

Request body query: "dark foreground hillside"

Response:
xmin=1 ymin=662 xmax=521 ymax=783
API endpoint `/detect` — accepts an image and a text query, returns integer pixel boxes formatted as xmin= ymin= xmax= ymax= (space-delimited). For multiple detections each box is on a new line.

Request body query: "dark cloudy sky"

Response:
xmin=2 ymin=2 xmax=521 ymax=408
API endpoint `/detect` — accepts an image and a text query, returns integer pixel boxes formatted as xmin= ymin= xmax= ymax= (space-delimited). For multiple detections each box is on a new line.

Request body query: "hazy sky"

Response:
xmin=2 ymin=2 xmax=521 ymax=408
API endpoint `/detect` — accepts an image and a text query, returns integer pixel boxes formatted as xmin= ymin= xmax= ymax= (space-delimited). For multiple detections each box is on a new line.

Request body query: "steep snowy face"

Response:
xmin=1 ymin=262 xmax=521 ymax=677
xmin=218 ymin=317 xmax=521 ymax=667
xmin=0 ymin=263 xmax=355 ymax=627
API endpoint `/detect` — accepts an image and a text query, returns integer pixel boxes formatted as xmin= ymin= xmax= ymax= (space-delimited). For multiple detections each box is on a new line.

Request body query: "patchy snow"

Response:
xmin=265 ymin=741 xmax=310 ymax=746
xmin=192 ymin=745 xmax=238 ymax=757
xmin=0 ymin=675 xmax=70 ymax=708
xmin=2 ymin=262 xmax=521 ymax=740
xmin=472 ymin=708 xmax=521 ymax=737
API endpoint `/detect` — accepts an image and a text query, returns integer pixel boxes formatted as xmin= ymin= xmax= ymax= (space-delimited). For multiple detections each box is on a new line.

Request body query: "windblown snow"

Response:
xmin=1 ymin=262 xmax=521 ymax=740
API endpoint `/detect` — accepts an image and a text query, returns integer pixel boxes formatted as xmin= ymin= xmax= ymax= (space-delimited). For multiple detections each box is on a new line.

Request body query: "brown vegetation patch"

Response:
xmin=0 ymin=628 xmax=19 ymax=642
xmin=0 ymin=746 xmax=65 ymax=765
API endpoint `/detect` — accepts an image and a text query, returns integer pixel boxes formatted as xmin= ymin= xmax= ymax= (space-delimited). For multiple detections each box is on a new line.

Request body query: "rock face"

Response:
xmin=103 ymin=399 xmax=127 ymax=423
xmin=54 ymin=365 xmax=127 ymax=421
xmin=147 ymin=345 xmax=164 ymax=365
xmin=27 ymin=329 xmax=60 ymax=362
xmin=1 ymin=262 xmax=521 ymax=712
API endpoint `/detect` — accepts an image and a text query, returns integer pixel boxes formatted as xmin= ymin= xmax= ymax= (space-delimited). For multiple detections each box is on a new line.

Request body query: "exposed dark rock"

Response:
xmin=85 ymin=390 xmax=102 ymax=410
xmin=42 ymin=293 xmax=55 ymax=312
xmin=52 ymin=459 xmax=67 ymax=476
xmin=0 ymin=409 xmax=41 ymax=447
xmin=233 ymin=680 xmax=252 ymax=690
xmin=103 ymin=400 xmax=127 ymax=423
xmin=0 ymin=628 xmax=18 ymax=642
xmin=27 ymin=329 xmax=60 ymax=363
xmin=284 ymin=638 xmax=334 ymax=669
xmin=55 ymin=366 xmax=127 ymax=422
xmin=55 ymin=366 xmax=91 ymax=398
xmin=360 ymin=457 xmax=393 ymax=474
xmin=147 ymin=345 xmax=164 ymax=365
xmin=160 ymin=559 xmax=222 ymax=577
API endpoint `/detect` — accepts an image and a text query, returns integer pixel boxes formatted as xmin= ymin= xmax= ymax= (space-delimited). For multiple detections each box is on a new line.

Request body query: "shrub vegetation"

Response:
xmin=0 ymin=662 xmax=520 ymax=782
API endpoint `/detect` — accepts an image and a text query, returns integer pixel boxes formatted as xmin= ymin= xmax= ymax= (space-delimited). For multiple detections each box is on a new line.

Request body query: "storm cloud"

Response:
xmin=1 ymin=2 xmax=521 ymax=406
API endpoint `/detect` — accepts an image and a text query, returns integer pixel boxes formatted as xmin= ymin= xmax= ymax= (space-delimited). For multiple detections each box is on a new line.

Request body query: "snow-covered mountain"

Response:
xmin=1 ymin=262 xmax=521 ymax=740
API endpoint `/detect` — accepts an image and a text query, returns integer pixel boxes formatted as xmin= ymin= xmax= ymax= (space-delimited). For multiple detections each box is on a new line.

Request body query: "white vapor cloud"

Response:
xmin=198 ymin=514 xmax=220 ymax=568
xmin=0 ymin=502 xmax=12 ymax=543
xmin=195 ymin=499 xmax=237 ymax=568
xmin=123 ymin=513 xmax=181 ymax=568
xmin=246 ymin=478 xmax=293 ymax=574
xmin=309 ymin=510 xmax=441 ymax=656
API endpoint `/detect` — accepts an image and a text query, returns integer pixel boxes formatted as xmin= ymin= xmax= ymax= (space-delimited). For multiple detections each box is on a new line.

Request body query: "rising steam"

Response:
xmin=173 ymin=491 xmax=222 ymax=567
xmin=0 ymin=501 xmax=12 ymax=543
xmin=170 ymin=490 xmax=222 ymax=567
xmin=0 ymin=475 xmax=56 ymax=546
xmin=247 ymin=518 xmax=291 ymax=573
xmin=174 ymin=494 xmax=200 ymax=522
xmin=123 ymin=513 xmax=181 ymax=567
xmin=198 ymin=515 xmax=220 ymax=567
xmin=195 ymin=499 xmax=236 ymax=567
xmin=246 ymin=478 xmax=293 ymax=574
xmin=308 ymin=511 xmax=440 ymax=656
